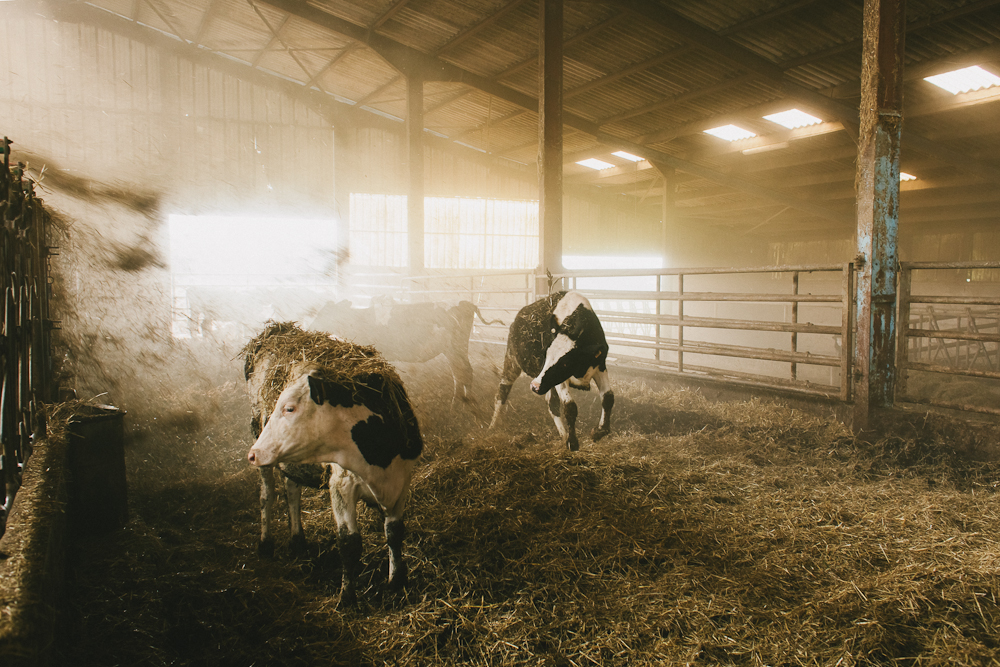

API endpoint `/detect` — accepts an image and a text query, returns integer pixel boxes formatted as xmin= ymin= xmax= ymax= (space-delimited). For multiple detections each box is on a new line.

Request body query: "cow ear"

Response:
xmin=307 ymin=374 xmax=326 ymax=405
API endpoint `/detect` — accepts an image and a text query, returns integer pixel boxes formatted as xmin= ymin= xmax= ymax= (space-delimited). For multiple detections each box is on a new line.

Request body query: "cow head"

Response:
xmin=247 ymin=371 xmax=374 ymax=467
xmin=529 ymin=301 xmax=609 ymax=395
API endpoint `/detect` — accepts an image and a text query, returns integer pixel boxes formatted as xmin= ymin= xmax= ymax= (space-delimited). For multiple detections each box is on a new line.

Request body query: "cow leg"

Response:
xmin=548 ymin=383 xmax=579 ymax=452
xmin=447 ymin=353 xmax=474 ymax=406
xmin=329 ymin=466 xmax=362 ymax=608
xmin=283 ymin=474 xmax=307 ymax=555
xmin=591 ymin=369 xmax=615 ymax=442
xmin=489 ymin=349 xmax=522 ymax=429
xmin=258 ymin=466 xmax=276 ymax=557
xmin=383 ymin=476 xmax=413 ymax=592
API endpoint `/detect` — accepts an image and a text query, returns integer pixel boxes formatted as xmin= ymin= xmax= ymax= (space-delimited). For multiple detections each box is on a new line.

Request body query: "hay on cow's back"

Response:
xmin=239 ymin=321 xmax=409 ymax=416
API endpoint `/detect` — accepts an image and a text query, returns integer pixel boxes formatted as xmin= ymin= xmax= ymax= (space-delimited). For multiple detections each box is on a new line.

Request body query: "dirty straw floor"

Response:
xmin=58 ymin=360 xmax=1000 ymax=666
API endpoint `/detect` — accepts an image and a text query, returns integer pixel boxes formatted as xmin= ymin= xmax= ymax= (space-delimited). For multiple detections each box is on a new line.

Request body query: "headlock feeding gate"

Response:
xmin=0 ymin=138 xmax=56 ymax=537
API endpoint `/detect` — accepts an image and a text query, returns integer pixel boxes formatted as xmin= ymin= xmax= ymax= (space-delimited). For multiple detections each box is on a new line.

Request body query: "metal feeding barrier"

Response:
xmin=0 ymin=137 xmax=56 ymax=537
xmin=404 ymin=264 xmax=856 ymax=401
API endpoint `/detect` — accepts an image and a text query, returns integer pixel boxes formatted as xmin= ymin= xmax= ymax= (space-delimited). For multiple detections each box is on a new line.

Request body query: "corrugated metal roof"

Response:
xmin=62 ymin=0 xmax=1000 ymax=238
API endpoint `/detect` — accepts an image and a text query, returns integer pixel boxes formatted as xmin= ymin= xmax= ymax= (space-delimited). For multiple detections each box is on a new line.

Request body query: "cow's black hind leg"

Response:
xmin=337 ymin=528 xmax=362 ymax=608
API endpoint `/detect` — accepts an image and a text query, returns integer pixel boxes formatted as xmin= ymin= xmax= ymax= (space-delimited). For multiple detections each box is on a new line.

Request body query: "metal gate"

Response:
xmin=1 ymin=138 xmax=56 ymax=536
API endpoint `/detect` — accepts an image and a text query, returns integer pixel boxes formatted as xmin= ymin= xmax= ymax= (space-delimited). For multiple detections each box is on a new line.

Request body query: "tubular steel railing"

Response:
xmin=897 ymin=261 xmax=1000 ymax=416
xmin=401 ymin=264 xmax=855 ymax=401
xmin=1 ymin=138 xmax=56 ymax=537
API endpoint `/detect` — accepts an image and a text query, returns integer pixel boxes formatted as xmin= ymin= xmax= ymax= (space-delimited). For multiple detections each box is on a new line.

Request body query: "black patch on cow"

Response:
xmin=307 ymin=373 xmax=423 ymax=468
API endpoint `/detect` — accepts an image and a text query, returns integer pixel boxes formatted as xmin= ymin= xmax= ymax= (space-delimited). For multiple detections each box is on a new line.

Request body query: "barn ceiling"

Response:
xmin=41 ymin=0 xmax=1000 ymax=240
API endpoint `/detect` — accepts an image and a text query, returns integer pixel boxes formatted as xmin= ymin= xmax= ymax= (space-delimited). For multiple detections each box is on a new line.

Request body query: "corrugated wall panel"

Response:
xmin=1 ymin=11 xmax=334 ymax=211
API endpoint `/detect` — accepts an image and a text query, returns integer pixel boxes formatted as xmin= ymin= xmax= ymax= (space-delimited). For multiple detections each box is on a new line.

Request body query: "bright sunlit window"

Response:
xmin=577 ymin=158 xmax=616 ymax=170
xmin=612 ymin=151 xmax=644 ymax=162
xmin=169 ymin=215 xmax=337 ymax=281
xmin=763 ymin=109 xmax=823 ymax=129
xmin=924 ymin=65 xmax=1000 ymax=94
xmin=349 ymin=194 xmax=539 ymax=270
xmin=900 ymin=172 xmax=917 ymax=182
xmin=703 ymin=125 xmax=757 ymax=141
xmin=168 ymin=214 xmax=338 ymax=337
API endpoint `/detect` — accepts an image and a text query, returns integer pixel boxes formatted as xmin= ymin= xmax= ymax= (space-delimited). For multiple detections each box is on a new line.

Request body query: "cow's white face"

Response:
xmin=247 ymin=373 xmax=375 ymax=467
xmin=530 ymin=333 xmax=604 ymax=395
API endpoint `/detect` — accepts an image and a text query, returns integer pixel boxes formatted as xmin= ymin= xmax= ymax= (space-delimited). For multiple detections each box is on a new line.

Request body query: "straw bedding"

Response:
xmin=55 ymin=355 xmax=1000 ymax=666
xmin=240 ymin=321 xmax=409 ymax=417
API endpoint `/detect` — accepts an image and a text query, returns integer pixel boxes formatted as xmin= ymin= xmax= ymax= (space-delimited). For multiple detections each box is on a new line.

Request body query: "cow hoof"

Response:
xmin=566 ymin=436 xmax=580 ymax=452
xmin=337 ymin=588 xmax=358 ymax=610
xmin=289 ymin=533 xmax=308 ymax=557
xmin=591 ymin=427 xmax=610 ymax=442
xmin=387 ymin=567 xmax=408 ymax=592
xmin=258 ymin=538 xmax=275 ymax=558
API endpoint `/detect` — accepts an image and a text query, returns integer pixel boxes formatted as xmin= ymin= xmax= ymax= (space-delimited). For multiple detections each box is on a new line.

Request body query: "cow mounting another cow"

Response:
xmin=242 ymin=322 xmax=423 ymax=607
xmin=489 ymin=291 xmax=614 ymax=451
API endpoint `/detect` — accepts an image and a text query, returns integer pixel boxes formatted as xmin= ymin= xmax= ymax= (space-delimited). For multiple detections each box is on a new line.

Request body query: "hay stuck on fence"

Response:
xmin=58 ymin=370 xmax=1000 ymax=666
xmin=239 ymin=320 xmax=409 ymax=415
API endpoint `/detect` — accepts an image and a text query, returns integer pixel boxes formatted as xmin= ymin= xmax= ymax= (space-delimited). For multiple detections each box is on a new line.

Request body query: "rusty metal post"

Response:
xmin=853 ymin=0 xmax=905 ymax=433
xmin=407 ymin=73 xmax=425 ymax=274
xmin=537 ymin=0 xmax=563 ymax=295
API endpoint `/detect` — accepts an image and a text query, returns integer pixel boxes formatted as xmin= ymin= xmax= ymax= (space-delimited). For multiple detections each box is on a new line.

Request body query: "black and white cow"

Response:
xmin=244 ymin=327 xmax=422 ymax=607
xmin=489 ymin=290 xmax=614 ymax=451
xmin=309 ymin=299 xmax=502 ymax=404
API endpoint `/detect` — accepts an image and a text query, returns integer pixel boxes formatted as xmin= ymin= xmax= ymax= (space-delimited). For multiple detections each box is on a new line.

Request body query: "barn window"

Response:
xmin=168 ymin=214 xmax=339 ymax=338
xmin=924 ymin=65 xmax=1000 ymax=94
xmin=349 ymin=194 xmax=539 ymax=270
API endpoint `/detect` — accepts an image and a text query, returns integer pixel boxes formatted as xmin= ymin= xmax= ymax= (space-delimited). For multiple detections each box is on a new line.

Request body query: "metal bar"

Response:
xmin=840 ymin=262 xmax=854 ymax=402
xmin=596 ymin=313 xmax=842 ymax=335
xmin=579 ymin=289 xmax=844 ymax=303
xmin=895 ymin=264 xmax=912 ymax=401
xmin=903 ymin=360 xmax=1000 ymax=381
xmin=791 ymin=271 xmax=799 ymax=381
xmin=906 ymin=295 xmax=1000 ymax=306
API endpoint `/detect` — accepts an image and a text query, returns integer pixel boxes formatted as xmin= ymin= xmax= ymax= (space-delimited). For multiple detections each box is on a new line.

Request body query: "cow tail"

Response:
xmin=471 ymin=304 xmax=504 ymax=327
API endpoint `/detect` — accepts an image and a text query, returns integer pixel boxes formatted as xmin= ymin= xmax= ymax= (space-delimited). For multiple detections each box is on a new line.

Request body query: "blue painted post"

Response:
xmin=854 ymin=0 xmax=905 ymax=432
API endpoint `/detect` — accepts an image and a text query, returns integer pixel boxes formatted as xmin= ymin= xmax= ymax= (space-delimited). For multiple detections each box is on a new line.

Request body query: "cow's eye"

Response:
xmin=283 ymin=404 xmax=295 ymax=415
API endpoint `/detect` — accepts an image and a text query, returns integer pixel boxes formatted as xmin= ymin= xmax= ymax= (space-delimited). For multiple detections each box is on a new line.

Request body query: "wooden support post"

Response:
xmin=537 ymin=0 xmax=563 ymax=294
xmin=853 ymin=0 xmax=905 ymax=433
xmin=407 ymin=74 xmax=425 ymax=274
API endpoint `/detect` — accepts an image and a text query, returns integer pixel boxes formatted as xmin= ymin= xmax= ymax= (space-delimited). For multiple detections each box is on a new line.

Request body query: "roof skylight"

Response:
xmin=577 ymin=158 xmax=615 ymax=170
xmin=612 ymin=151 xmax=644 ymax=162
xmin=703 ymin=125 xmax=757 ymax=141
xmin=924 ymin=65 xmax=1000 ymax=94
xmin=763 ymin=109 xmax=823 ymax=129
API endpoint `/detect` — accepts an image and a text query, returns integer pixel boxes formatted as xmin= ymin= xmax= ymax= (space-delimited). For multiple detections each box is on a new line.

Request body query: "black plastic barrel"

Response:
xmin=67 ymin=404 xmax=128 ymax=535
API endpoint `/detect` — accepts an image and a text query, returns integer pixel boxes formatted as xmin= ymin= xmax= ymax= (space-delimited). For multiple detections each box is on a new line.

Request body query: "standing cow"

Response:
xmin=489 ymin=291 xmax=614 ymax=451
xmin=243 ymin=323 xmax=422 ymax=607
xmin=309 ymin=299 xmax=501 ymax=404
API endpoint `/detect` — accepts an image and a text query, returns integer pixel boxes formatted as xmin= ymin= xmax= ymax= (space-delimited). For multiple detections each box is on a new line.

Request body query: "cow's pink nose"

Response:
xmin=248 ymin=450 xmax=257 ymax=464
xmin=530 ymin=379 xmax=541 ymax=393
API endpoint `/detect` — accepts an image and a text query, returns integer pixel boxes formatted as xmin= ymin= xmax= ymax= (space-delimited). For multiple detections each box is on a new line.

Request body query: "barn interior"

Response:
xmin=2 ymin=0 xmax=1000 ymax=664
